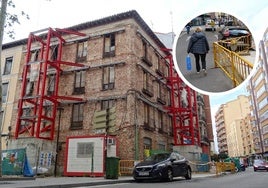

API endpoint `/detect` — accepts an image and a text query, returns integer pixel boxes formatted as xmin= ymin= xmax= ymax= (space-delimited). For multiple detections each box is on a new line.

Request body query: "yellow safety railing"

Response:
xmin=119 ymin=160 xmax=139 ymax=176
xmin=215 ymin=162 xmax=236 ymax=175
xmin=213 ymin=39 xmax=253 ymax=87
xmin=218 ymin=35 xmax=252 ymax=56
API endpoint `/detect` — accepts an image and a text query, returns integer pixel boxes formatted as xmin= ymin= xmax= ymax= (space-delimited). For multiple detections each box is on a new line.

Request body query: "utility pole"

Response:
xmin=0 ymin=0 xmax=8 ymax=177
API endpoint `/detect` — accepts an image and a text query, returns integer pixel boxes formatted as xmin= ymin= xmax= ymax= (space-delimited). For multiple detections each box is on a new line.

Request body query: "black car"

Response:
xmin=218 ymin=26 xmax=250 ymax=40
xmin=133 ymin=152 xmax=192 ymax=182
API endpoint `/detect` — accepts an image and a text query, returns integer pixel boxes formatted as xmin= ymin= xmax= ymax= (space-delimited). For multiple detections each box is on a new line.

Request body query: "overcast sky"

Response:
xmin=4 ymin=0 xmax=268 ymax=152
xmin=5 ymin=0 xmax=268 ymax=44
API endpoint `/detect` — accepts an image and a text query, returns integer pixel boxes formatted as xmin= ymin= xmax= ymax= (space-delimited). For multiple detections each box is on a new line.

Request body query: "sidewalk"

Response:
xmin=0 ymin=172 xmax=217 ymax=188
xmin=179 ymin=26 xmax=255 ymax=93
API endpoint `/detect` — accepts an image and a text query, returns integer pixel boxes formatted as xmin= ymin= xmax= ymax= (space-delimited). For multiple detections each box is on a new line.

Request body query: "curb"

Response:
xmin=25 ymin=179 xmax=134 ymax=188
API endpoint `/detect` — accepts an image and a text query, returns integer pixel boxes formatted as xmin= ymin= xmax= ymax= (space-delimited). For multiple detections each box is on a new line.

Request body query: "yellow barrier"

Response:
xmin=119 ymin=160 xmax=139 ymax=176
xmin=218 ymin=35 xmax=252 ymax=56
xmin=215 ymin=162 xmax=235 ymax=175
xmin=213 ymin=41 xmax=253 ymax=87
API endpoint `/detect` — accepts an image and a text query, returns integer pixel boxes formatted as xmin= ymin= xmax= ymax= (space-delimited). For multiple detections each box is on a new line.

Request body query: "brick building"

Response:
xmin=5 ymin=10 xmax=212 ymax=176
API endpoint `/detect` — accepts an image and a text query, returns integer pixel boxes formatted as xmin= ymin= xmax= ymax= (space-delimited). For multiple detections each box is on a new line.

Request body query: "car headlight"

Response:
xmin=156 ymin=163 xmax=166 ymax=170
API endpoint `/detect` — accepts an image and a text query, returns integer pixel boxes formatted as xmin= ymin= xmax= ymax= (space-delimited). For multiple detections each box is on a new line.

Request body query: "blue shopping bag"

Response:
xmin=186 ymin=54 xmax=192 ymax=70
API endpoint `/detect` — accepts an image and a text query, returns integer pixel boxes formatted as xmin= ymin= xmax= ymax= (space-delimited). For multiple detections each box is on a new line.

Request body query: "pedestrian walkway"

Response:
xmin=0 ymin=172 xmax=217 ymax=188
xmin=179 ymin=26 xmax=256 ymax=94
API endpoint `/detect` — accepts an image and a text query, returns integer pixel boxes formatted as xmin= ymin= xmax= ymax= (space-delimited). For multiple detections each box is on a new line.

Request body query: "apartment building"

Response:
xmin=247 ymin=27 xmax=268 ymax=158
xmin=1 ymin=42 xmax=25 ymax=150
xmin=215 ymin=105 xmax=228 ymax=154
xmin=3 ymin=10 xmax=213 ymax=176
xmin=215 ymin=95 xmax=252 ymax=157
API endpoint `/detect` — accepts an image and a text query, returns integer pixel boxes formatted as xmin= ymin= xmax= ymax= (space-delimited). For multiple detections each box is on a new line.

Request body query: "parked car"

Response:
xmin=205 ymin=19 xmax=216 ymax=31
xmin=253 ymin=159 xmax=268 ymax=172
xmin=133 ymin=152 xmax=192 ymax=182
xmin=218 ymin=26 xmax=250 ymax=40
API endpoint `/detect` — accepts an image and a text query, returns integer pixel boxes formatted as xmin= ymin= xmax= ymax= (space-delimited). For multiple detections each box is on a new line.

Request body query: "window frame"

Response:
xmin=76 ymin=40 xmax=88 ymax=62
xmin=2 ymin=82 xmax=9 ymax=103
xmin=3 ymin=57 xmax=13 ymax=75
xmin=101 ymin=99 xmax=115 ymax=110
xmin=103 ymin=33 xmax=115 ymax=57
xmin=102 ymin=65 xmax=115 ymax=90
xmin=71 ymin=103 xmax=84 ymax=129
xmin=73 ymin=70 xmax=86 ymax=94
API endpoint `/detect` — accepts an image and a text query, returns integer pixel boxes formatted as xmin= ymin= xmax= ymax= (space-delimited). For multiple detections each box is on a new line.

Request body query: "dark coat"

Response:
xmin=187 ymin=32 xmax=209 ymax=54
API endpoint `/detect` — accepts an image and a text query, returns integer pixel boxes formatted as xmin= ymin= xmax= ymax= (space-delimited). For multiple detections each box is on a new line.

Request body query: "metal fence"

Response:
xmin=213 ymin=36 xmax=253 ymax=87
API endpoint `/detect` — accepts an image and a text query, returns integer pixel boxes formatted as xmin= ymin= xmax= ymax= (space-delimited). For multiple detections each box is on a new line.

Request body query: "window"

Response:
xmin=158 ymin=110 xmax=164 ymax=132
xmin=143 ymin=137 xmax=152 ymax=150
xmin=76 ymin=40 xmax=88 ymax=62
xmin=142 ymin=40 xmax=148 ymax=59
xmin=157 ymin=82 xmax=166 ymax=104
xmin=101 ymin=99 xmax=115 ymax=110
xmin=71 ymin=103 xmax=84 ymax=129
xmin=26 ymin=80 xmax=34 ymax=96
xmin=21 ymin=108 xmax=31 ymax=127
xmin=103 ymin=33 xmax=115 ymax=57
xmin=141 ymin=40 xmax=152 ymax=66
xmin=2 ymin=83 xmax=8 ymax=103
xmin=156 ymin=56 xmax=166 ymax=76
xmin=158 ymin=142 xmax=166 ymax=151
xmin=77 ymin=142 xmax=94 ymax=158
xmin=3 ymin=57 xmax=13 ymax=75
xmin=50 ymin=45 xmax=58 ymax=61
xmin=102 ymin=66 xmax=115 ymax=90
xmin=74 ymin=71 xmax=85 ymax=94
xmin=42 ymin=106 xmax=52 ymax=128
xmin=142 ymin=71 xmax=153 ymax=97
xmin=30 ymin=50 xmax=40 ymax=62
xmin=47 ymin=74 xmax=55 ymax=95
xmin=144 ymin=103 xmax=153 ymax=130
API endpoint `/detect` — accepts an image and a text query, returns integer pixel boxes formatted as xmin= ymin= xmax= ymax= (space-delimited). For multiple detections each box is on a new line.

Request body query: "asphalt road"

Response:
xmin=86 ymin=167 xmax=267 ymax=188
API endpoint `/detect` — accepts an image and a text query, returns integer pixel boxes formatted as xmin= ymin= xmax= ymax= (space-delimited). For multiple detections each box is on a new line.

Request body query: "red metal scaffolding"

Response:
xmin=15 ymin=28 xmax=86 ymax=140
xmin=163 ymin=49 xmax=200 ymax=146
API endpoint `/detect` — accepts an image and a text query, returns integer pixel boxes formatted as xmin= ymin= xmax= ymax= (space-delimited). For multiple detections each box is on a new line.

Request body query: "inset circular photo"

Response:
xmin=174 ymin=12 xmax=256 ymax=94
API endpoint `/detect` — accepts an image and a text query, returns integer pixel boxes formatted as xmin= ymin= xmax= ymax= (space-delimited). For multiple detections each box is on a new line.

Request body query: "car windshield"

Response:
xmin=254 ymin=159 xmax=267 ymax=165
xmin=145 ymin=153 xmax=170 ymax=162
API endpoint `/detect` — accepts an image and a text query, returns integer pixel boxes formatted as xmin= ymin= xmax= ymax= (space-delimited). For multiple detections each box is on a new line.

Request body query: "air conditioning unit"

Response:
xmin=107 ymin=138 xmax=115 ymax=145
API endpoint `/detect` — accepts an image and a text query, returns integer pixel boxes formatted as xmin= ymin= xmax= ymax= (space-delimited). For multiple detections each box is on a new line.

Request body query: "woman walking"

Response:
xmin=187 ymin=27 xmax=209 ymax=75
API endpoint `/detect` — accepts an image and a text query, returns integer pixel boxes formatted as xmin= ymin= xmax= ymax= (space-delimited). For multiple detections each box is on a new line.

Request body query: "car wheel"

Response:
xmin=185 ymin=168 xmax=192 ymax=180
xmin=166 ymin=168 xmax=173 ymax=182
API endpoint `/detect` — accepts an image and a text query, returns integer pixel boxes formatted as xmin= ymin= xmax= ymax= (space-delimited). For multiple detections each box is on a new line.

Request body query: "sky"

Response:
xmin=3 ymin=0 xmax=268 ymax=152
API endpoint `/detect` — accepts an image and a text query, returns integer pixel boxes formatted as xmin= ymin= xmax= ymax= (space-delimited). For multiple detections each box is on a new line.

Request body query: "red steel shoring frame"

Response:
xmin=15 ymin=28 xmax=86 ymax=140
xmin=163 ymin=49 xmax=200 ymax=146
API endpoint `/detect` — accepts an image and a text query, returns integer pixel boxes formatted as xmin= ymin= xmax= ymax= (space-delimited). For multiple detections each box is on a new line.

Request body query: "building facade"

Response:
xmin=247 ymin=27 xmax=268 ymax=158
xmin=4 ymin=10 xmax=213 ymax=176
xmin=215 ymin=95 xmax=252 ymax=158
xmin=1 ymin=42 xmax=25 ymax=150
